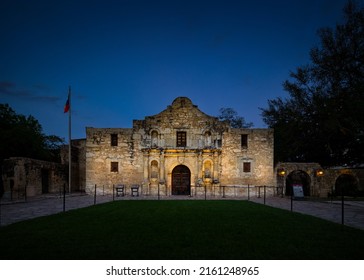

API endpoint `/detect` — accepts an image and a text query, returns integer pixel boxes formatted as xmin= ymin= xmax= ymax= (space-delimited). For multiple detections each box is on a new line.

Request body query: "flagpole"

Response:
xmin=68 ymin=86 xmax=72 ymax=194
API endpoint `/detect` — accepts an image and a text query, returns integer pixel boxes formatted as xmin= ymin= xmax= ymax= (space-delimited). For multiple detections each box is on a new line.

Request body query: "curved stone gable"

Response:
xmin=134 ymin=96 xmax=225 ymax=132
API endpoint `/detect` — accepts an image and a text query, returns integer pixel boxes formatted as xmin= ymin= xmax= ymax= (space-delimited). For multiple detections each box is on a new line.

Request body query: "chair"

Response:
xmin=131 ymin=184 xmax=140 ymax=197
xmin=115 ymin=184 xmax=125 ymax=197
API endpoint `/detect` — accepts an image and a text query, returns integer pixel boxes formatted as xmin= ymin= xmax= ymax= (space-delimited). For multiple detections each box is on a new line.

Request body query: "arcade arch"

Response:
xmin=335 ymin=174 xmax=359 ymax=196
xmin=285 ymin=170 xmax=311 ymax=196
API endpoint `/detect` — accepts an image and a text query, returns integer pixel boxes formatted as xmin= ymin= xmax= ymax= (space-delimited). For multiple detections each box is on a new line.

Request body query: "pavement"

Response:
xmin=250 ymin=197 xmax=364 ymax=230
xmin=1 ymin=193 xmax=364 ymax=230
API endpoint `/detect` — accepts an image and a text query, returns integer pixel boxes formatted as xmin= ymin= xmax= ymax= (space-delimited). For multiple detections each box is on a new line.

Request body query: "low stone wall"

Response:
xmin=2 ymin=157 xmax=67 ymax=200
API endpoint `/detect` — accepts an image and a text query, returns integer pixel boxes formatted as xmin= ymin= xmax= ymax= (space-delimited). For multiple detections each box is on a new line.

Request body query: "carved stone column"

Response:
xmin=159 ymin=150 xmax=165 ymax=183
xmin=197 ymin=150 xmax=202 ymax=180
xmin=213 ymin=151 xmax=219 ymax=180
xmin=143 ymin=150 xmax=149 ymax=194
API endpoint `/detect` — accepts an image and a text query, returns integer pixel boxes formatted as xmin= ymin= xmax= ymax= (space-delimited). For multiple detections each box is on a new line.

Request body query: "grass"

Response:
xmin=1 ymin=200 xmax=364 ymax=259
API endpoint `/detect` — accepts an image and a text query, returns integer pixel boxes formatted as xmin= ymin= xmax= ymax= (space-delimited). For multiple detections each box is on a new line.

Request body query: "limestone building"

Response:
xmin=85 ymin=97 xmax=274 ymax=196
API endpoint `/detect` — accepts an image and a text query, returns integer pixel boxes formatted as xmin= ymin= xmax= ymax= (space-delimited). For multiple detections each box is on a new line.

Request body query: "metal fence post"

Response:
xmin=112 ymin=184 xmax=115 ymax=201
xmin=264 ymin=186 xmax=266 ymax=205
xmin=63 ymin=183 xmax=66 ymax=212
xmin=158 ymin=183 xmax=160 ymax=200
xmin=94 ymin=184 xmax=97 ymax=205
xmin=248 ymin=184 xmax=250 ymax=201
xmin=342 ymin=186 xmax=345 ymax=226
xmin=291 ymin=185 xmax=293 ymax=212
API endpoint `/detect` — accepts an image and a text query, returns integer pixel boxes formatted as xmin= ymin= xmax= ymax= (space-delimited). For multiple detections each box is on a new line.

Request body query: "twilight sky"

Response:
xmin=0 ymin=0 xmax=354 ymax=141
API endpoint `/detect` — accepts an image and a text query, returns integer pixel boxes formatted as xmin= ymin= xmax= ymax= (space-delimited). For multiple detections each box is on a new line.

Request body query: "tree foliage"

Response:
xmin=261 ymin=1 xmax=364 ymax=166
xmin=218 ymin=107 xmax=253 ymax=128
xmin=0 ymin=104 xmax=64 ymax=163
xmin=0 ymin=104 xmax=65 ymax=197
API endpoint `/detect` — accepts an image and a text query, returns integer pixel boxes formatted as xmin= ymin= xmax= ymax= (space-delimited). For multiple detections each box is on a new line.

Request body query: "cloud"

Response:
xmin=0 ymin=81 xmax=61 ymax=104
xmin=32 ymin=84 xmax=51 ymax=91
xmin=0 ymin=81 xmax=16 ymax=93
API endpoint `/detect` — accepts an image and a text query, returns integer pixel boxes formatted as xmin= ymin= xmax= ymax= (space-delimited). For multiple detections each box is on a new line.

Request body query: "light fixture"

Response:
xmin=315 ymin=169 xmax=324 ymax=177
xmin=277 ymin=168 xmax=286 ymax=176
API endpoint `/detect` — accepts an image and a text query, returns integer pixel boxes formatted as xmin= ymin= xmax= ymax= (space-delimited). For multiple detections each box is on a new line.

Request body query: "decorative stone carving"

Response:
xmin=85 ymin=97 xmax=275 ymax=196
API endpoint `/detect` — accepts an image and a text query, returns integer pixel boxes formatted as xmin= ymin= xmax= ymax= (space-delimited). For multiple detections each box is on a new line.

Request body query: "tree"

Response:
xmin=0 ymin=104 xmax=64 ymax=162
xmin=0 ymin=104 xmax=65 ymax=196
xmin=261 ymin=1 xmax=364 ymax=166
xmin=218 ymin=107 xmax=253 ymax=128
xmin=44 ymin=135 xmax=66 ymax=161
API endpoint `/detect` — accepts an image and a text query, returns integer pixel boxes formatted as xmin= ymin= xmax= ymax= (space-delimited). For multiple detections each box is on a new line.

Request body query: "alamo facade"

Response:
xmin=3 ymin=96 xmax=363 ymax=200
xmin=85 ymin=97 xmax=274 ymax=196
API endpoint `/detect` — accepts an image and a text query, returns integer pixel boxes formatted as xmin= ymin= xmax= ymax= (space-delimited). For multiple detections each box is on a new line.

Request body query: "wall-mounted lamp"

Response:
xmin=315 ymin=169 xmax=324 ymax=177
xmin=277 ymin=168 xmax=286 ymax=176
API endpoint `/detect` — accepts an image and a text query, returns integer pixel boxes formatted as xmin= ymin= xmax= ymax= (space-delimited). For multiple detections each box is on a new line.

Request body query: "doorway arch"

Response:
xmin=335 ymin=174 xmax=359 ymax=196
xmin=286 ymin=170 xmax=311 ymax=196
xmin=172 ymin=165 xmax=191 ymax=195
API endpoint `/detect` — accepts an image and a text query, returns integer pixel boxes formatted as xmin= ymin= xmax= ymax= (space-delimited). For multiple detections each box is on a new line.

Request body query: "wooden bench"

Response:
xmin=115 ymin=184 xmax=125 ymax=197
xmin=131 ymin=184 xmax=140 ymax=197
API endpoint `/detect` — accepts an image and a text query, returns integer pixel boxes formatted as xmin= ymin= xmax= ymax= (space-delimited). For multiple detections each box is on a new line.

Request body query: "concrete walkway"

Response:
xmin=250 ymin=197 xmax=364 ymax=230
xmin=1 ymin=194 xmax=364 ymax=230
xmin=0 ymin=193 xmax=113 ymax=226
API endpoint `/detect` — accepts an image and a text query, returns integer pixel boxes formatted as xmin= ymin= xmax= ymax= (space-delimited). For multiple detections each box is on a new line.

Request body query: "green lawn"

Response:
xmin=1 ymin=200 xmax=364 ymax=259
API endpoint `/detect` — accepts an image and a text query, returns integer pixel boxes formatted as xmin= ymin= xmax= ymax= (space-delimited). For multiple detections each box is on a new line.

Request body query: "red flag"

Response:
xmin=64 ymin=93 xmax=70 ymax=113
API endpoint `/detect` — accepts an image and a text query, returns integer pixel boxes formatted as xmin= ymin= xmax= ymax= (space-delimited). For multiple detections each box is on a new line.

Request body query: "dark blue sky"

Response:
xmin=0 ymin=0 xmax=353 ymax=140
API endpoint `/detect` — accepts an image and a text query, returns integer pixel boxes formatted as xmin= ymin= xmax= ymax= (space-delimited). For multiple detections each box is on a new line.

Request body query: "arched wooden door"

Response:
xmin=172 ymin=165 xmax=191 ymax=195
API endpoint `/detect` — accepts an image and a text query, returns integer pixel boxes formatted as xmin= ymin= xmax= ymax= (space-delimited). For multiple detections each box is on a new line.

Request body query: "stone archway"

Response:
xmin=335 ymin=174 xmax=359 ymax=196
xmin=286 ymin=170 xmax=311 ymax=196
xmin=172 ymin=165 xmax=191 ymax=195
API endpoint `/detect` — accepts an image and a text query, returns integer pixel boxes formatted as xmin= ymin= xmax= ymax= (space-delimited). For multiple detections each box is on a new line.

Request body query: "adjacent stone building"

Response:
xmin=275 ymin=162 xmax=364 ymax=198
xmin=1 ymin=139 xmax=86 ymax=200
xmin=2 ymin=157 xmax=67 ymax=199
xmin=85 ymin=97 xmax=274 ymax=197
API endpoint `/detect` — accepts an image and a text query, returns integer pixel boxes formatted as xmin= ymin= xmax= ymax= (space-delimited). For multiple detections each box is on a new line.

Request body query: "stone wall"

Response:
xmin=321 ymin=167 xmax=364 ymax=196
xmin=220 ymin=128 xmax=274 ymax=186
xmin=85 ymin=97 xmax=275 ymax=197
xmin=2 ymin=157 xmax=67 ymax=199
xmin=60 ymin=138 xmax=86 ymax=192
xmin=85 ymin=128 xmax=144 ymax=194
xmin=275 ymin=162 xmax=323 ymax=196
xmin=275 ymin=162 xmax=364 ymax=198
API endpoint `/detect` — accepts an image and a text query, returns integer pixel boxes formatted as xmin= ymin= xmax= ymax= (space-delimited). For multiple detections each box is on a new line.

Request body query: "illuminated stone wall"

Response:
xmin=85 ymin=128 xmax=144 ymax=194
xmin=220 ymin=128 xmax=274 ymax=186
xmin=274 ymin=163 xmax=364 ymax=198
xmin=85 ymin=97 xmax=275 ymax=197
